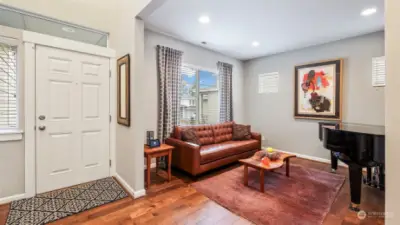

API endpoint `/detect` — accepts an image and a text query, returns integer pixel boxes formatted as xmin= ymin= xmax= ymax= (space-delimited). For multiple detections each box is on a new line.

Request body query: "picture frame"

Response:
xmin=294 ymin=59 xmax=343 ymax=120
xmin=117 ymin=54 xmax=130 ymax=126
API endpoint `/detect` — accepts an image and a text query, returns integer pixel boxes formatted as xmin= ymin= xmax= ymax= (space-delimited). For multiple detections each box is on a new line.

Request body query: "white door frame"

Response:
xmin=23 ymin=31 xmax=117 ymax=198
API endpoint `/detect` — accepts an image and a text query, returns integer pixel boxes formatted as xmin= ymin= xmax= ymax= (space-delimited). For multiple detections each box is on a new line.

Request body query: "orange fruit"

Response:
xmin=262 ymin=157 xmax=270 ymax=166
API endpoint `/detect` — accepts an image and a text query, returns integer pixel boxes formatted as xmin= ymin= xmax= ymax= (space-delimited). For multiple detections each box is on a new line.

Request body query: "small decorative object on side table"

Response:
xmin=144 ymin=144 xmax=174 ymax=188
xmin=146 ymin=131 xmax=161 ymax=148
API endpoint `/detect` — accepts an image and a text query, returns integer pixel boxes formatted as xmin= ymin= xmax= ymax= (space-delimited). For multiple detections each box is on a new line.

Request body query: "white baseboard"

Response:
xmin=262 ymin=147 xmax=348 ymax=168
xmin=133 ymin=189 xmax=146 ymax=198
xmin=273 ymin=149 xmax=373 ymax=173
xmin=0 ymin=193 xmax=26 ymax=205
xmin=114 ymin=173 xmax=146 ymax=199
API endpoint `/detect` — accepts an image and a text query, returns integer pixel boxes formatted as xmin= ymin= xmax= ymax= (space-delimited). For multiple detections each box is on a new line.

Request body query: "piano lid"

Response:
xmin=322 ymin=123 xmax=385 ymax=136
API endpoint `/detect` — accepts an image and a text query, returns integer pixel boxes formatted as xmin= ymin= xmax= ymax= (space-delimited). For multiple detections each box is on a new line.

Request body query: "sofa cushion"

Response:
xmin=200 ymin=140 xmax=259 ymax=164
xmin=174 ymin=125 xmax=214 ymax=146
xmin=232 ymin=124 xmax=252 ymax=140
xmin=212 ymin=122 xmax=233 ymax=143
xmin=181 ymin=128 xmax=200 ymax=145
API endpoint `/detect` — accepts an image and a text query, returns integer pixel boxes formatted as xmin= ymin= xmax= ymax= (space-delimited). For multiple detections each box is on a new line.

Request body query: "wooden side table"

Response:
xmin=144 ymin=144 xmax=174 ymax=188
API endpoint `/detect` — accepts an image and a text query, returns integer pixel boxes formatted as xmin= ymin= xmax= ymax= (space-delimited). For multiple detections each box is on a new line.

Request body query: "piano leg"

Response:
xmin=363 ymin=167 xmax=372 ymax=185
xmin=348 ymin=165 xmax=362 ymax=211
xmin=331 ymin=151 xmax=338 ymax=173
xmin=378 ymin=165 xmax=385 ymax=191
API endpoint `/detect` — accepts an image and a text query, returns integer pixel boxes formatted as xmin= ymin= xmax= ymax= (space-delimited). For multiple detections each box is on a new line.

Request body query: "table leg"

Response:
xmin=168 ymin=151 xmax=172 ymax=182
xmin=146 ymin=156 xmax=151 ymax=188
xmin=286 ymin=158 xmax=290 ymax=177
xmin=156 ymin=157 xmax=159 ymax=173
xmin=243 ymin=165 xmax=248 ymax=186
xmin=260 ymin=169 xmax=265 ymax=193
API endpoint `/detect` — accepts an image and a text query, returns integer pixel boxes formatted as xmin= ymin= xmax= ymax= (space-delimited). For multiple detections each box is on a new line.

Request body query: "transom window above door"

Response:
xmin=0 ymin=42 xmax=18 ymax=130
xmin=180 ymin=65 xmax=219 ymax=125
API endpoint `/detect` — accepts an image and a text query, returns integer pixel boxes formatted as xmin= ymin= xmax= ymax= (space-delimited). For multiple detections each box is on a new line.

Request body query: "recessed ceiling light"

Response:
xmin=198 ymin=16 xmax=210 ymax=24
xmin=252 ymin=41 xmax=260 ymax=47
xmin=62 ymin=27 xmax=75 ymax=33
xmin=361 ymin=7 xmax=377 ymax=16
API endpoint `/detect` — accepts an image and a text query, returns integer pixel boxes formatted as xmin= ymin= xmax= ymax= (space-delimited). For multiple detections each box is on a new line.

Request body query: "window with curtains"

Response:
xmin=180 ymin=65 xmax=219 ymax=125
xmin=0 ymin=42 xmax=18 ymax=130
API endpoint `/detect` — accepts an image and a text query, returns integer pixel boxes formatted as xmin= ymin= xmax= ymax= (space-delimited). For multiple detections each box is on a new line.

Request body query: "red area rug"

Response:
xmin=192 ymin=164 xmax=345 ymax=225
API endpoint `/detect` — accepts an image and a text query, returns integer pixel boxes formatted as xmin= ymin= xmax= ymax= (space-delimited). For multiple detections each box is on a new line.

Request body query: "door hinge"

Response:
xmin=109 ymin=115 xmax=111 ymax=123
xmin=34 ymin=126 xmax=36 ymax=130
xmin=109 ymin=160 xmax=112 ymax=167
xmin=109 ymin=70 xmax=111 ymax=78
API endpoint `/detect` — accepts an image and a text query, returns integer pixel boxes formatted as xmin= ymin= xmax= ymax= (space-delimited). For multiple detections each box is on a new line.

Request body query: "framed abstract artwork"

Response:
xmin=117 ymin=54 xmax=130 ymax=126
xmin=294 ymin=59 xmax=343 ymax=120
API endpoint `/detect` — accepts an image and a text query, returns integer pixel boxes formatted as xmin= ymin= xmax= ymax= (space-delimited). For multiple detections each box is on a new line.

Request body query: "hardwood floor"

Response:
xmin=0 ymin=158 xmax=384 ymax=225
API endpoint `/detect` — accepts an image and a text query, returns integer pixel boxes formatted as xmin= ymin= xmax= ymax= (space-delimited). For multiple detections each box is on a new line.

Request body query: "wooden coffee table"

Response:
xmin=239 ymin=152 xmax=296 ymax=193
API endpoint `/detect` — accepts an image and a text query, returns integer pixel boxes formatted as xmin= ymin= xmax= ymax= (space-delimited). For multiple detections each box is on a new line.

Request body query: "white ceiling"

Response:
xmin=142 ymin=0 xmax=385 ymax=60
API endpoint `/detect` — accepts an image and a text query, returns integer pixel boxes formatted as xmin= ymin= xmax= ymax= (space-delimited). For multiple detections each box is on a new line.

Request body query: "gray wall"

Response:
xmin=143 ymin=29 xmax=245 ymax=137
xmin=0 ymin=142 xmax=24 ymax=198
xmin=244 ymin=31 xmax=385 ymax=160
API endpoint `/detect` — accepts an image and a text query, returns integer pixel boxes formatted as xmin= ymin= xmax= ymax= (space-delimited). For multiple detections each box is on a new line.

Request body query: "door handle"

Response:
xmin=39 ymin=115 xmax=46 ymax=120
xmin=38 ymin=126 xmax=46 ymax=131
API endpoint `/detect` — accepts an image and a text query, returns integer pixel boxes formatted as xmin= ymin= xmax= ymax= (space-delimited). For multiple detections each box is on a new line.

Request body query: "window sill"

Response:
xmin=0 ymin=130 xmax=23 ymax=142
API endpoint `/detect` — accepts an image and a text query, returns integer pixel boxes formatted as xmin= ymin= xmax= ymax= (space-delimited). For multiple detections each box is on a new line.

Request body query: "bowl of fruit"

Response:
xmin=265 ymin=147 xmax=281 ymax=161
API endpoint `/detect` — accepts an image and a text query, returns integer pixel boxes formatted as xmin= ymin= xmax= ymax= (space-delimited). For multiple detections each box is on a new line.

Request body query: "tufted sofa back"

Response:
xmin=174 ymin=124 xmax=215 ymax=145
xmin=173 ymin=122 xmax=235 ymax=145
xmin=212 ymin=122 xmax=233 ymax=143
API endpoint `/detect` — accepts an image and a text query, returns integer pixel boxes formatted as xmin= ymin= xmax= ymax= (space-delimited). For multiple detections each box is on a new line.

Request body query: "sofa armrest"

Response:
xmin=251 ymin=132 xmax=262 ymax=150
xmin=165 ymin=138 xmax=201 ymax=175
xmin=251 ymin=132 xmax=262 ymax=142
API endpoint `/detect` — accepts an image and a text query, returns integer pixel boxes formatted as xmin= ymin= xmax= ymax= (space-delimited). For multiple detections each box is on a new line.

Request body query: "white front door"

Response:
xmin=36 ymin=46 xmax=110 ymax=194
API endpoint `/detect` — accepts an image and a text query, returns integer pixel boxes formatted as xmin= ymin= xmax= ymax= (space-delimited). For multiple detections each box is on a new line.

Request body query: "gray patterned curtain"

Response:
xmin=218 ymin=61 xmax=233 ymax=122
xmin=157 ymin=45 xmax=183 ymax=141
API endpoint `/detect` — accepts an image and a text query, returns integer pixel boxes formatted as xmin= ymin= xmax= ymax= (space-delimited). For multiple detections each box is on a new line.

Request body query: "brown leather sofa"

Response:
xmin=165 ymin=122 xmax=261 ymax=176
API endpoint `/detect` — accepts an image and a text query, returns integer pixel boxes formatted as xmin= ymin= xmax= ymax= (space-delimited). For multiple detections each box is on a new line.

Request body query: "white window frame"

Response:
xmin=0 ymin=34 xmax=23 ymax=141
xmin=181 ymin=63 xmax=220 ymax=125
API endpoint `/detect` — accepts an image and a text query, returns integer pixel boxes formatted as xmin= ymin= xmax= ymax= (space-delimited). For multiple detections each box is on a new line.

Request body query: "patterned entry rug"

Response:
xmin=6 ymin=177 xmax=129 ymax=225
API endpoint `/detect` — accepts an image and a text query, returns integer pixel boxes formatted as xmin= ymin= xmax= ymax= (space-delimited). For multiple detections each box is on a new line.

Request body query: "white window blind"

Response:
xmin=181 ymin=65 xmax=196 ymax=76
xmin=372 ymin=56 xmax=386 ymax=87
xmin=0 ymin=43 xmax=17 ymax=129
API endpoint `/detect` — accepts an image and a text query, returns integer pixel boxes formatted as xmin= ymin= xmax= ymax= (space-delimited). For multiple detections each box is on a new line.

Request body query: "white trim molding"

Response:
xmin=262 ymin=147 xmax=347 ymax=167
xmin=0 ymin=193 xmax=26 ymax=205
xmin=109 ymin=57 xmax=117 ymax=177
xmin=114 ymin=174 xmax=146 ymax=199
xmin=24 ymin=41 xmax=36 ymax=199
xmin=22 ymin=31 xmax=115 ymax=58
xmin=0 ymin=130 xmax=23 ymax=141
xmin=133 ymin=189 xmax=147 ymax=199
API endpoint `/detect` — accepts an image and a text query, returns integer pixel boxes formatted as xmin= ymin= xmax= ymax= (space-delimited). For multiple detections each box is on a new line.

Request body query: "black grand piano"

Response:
xmin=319 ymin=122 xmax=385 ymax=211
